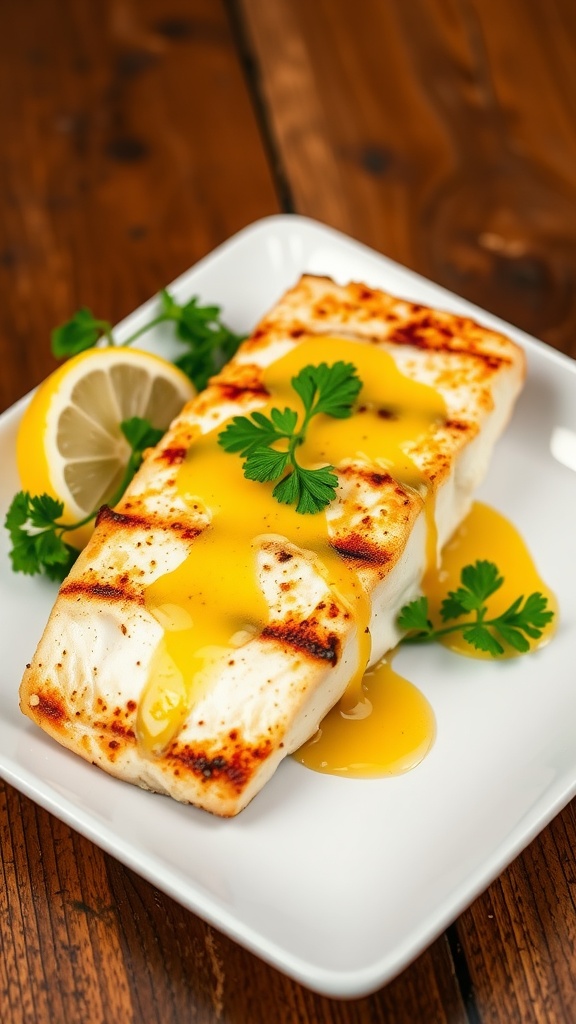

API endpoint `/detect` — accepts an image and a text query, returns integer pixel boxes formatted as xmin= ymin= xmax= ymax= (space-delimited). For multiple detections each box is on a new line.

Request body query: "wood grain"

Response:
xmin=0 ymin=781 xmax=468 ymax=1022
xmin=1 ymin=0 xmax=575 ymax=1021
xmin=238 ymin=4 xmax=576 ymax=1018
xmin=0 ymin=0 xmax=279 ymax=412
xmin=456 ymin=799 xmax=576 ymax=1023
xmin=239 ymin=0 xmax=576 ymax=354
xmin=0 ymin=0 xmax=465 ymax=1021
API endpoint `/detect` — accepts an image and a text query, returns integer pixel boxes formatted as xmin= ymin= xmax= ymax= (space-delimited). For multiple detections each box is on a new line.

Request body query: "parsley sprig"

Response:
xmin=4 ymin=417 xmax=163 ymax=581
xmin=8 ymin=288 xmax=242 ymax=581
xmin=398 ymin=560 xmax=554 ymax=656
xmin=218 ymin=361 xmax=362 ymax=514
xmin=52 ymin=288 xmax=243 ymax=391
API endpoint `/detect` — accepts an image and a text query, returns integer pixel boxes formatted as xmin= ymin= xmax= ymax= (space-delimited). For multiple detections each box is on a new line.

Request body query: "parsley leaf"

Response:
xmin=397 ymin=596 xmax=433 ymax=635
xmin=218 ymin=361 xmax=362 ymax=514
xmin=51 ymin=308 xmax=114 ymax=356
xmin=244 ymin=447 xmax=290 ymax=483
xmin=398 ymin=560 xmax=554 ymax=658
xmin=441 ymin=560 xmax=504 ymax=618
xmin=50 ymin=289 xmax=244 ymax=391
xmin=273 ymin=464 xmax=339 ymax=515
xmin=120 ymin=416 xmax=163 ymax=459
xmin=5 ymin=492 xmax=79 ymax=581
xmin=157 ymin=289 xmax=245 ymax=390
xmin=291 ymin=361 xmax=362 ymax=419
xmin=461 ymin=624 xmax=505 ymax=656
xmin=4 ymin=417 xmax=164 ymax=581
xmin=222 ymin=409 xmax=297 ymax=456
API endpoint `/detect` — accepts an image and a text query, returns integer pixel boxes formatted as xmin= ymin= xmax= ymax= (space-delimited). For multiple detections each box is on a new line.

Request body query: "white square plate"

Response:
xmin=1 ymin=215 xmax=575 ymax=998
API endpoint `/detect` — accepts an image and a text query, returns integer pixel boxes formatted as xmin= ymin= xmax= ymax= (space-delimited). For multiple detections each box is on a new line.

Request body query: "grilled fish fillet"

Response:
xmin=20 ymin=275 xmax=526 ymax=816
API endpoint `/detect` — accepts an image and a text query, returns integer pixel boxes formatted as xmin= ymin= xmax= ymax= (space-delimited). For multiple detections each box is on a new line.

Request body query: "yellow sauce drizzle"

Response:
xmin=137 ymin=336 xmax=446 ymax=756
xmin=294 ymin=653 xmax=435 ymax=777
xmin=426 ymin=500 xmax=558 ymax=657
xmin=299 ymin=500 xmax=557 ymax=779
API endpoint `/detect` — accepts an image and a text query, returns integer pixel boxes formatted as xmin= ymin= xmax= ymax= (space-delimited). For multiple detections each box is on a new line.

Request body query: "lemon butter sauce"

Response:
xmin=294 ymin=653 xmax=436 ymax=777
xmin=137 ymin=336 xmax=445 ymax=757
xmin=136 ymin=335 xmax=556 ymax=782
xmin=426 ymin=501 xmax=557 ymax=658
xmin=296 ymin=500 xmax=557 ymax=777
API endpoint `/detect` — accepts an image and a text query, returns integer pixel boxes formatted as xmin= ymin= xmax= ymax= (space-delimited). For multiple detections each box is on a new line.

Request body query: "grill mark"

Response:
xmin=167 ymin=521 xmax=202 ymax=540
xmin=156 ymin=446 xmax=187 ymax=465
xmin=337 ymin=464 xmax=395 ymax=488
xmin=59 ymin=579 xmax=145 ymax=605
xmin=36 ymin=692 xmax=66 ymax=725
xmin=217 ymin=381 xmax=269 ymax=401
xmin=388 ymin=321 xmax=509 ymax=368
xmin=95 ymin=504 xmax=201 ymax=541
xmin=330 ymin=535 xmax=392 ymax=565
xmin=444 ymin=419 xmax=472 ymax=433
xmin=261 ymin=619 xmax=340 ymax=664
xmin=169 ymin=739 xmax=273 ymax=790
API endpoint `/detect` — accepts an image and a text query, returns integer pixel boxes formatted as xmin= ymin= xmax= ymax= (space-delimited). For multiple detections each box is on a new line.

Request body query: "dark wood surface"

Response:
xmin=1 ymin=1 xmax=575 ymax=1021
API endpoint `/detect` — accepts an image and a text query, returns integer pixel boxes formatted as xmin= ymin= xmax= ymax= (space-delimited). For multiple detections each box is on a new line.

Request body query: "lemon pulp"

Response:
xmin=17 ymin=347 xmax=195 ymax=548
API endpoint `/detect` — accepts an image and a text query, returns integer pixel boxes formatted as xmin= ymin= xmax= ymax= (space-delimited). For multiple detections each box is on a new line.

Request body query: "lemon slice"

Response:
xmin=17 ymin=347 xmax=195 ymax=548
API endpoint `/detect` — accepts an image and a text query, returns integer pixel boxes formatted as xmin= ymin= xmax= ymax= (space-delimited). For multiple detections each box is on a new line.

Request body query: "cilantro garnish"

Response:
xmin=217 ymin=361 xmax=362 ymax=514
xmin=398 ymin=560 xmax=554 ymax=656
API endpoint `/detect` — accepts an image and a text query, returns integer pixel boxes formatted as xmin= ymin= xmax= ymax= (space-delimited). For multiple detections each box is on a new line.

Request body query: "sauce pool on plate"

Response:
xmin=427 ymin=501 xmax=557 ymax=658
xmin=295 ymin=501 xmax=557 ymax=777
xmin=294 ymin=654 xmax=436 ymax=777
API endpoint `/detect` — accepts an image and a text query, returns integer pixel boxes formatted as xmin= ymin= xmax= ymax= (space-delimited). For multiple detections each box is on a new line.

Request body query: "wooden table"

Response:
xmin=1 ymin=1 xmax=575 ymax=1020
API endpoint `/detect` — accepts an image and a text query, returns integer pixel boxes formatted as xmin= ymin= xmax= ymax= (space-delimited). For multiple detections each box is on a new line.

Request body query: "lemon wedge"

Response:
xmin=16 ymin=347 xmax=195 ymax=548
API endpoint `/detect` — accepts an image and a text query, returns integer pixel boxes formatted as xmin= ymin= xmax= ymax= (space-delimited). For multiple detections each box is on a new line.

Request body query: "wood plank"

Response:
xmin=1 ymin=0 xmax=574 ymax=1019
xmin=0 ymin=0 xmax=465 ymax=1019
xmin=0 ymin=781 xmax=467 ymax=1024
xmin=240 ymin=0 xmax=576 ymax=354
xmin=0 ymin=784 xmax=132 ymax=1022
xmin=455 ymin=798 xmax=576 ymax=1023
xmin=238 ymin=0 xmax=576 ymax=1019
xmin=0 ymin=0 xmax=279 ymax=413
